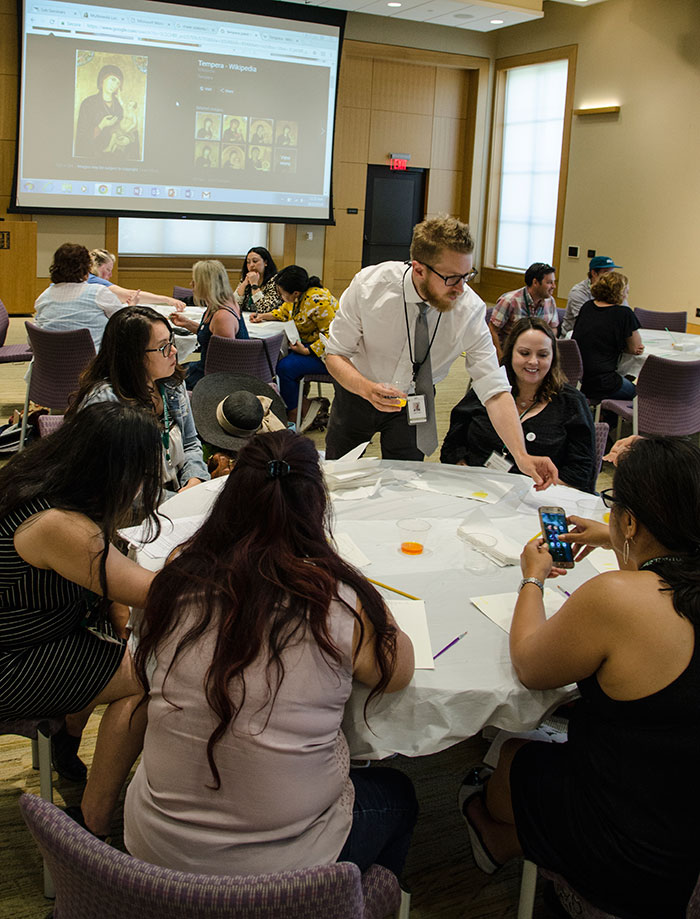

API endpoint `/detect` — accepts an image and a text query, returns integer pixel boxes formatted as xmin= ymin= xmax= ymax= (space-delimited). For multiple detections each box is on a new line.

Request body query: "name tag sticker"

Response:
xmin=484 ymin=451 xmax=513 ymax=473
xmin=407 ymin=394 xmax=427 ymax=424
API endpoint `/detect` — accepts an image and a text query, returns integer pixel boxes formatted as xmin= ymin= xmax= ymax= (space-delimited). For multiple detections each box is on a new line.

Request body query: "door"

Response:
xmin=362 ymin=165 xmax=426 ymax=267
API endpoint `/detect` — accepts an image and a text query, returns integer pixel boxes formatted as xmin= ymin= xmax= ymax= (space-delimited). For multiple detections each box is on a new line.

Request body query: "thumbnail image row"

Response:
xmin=195 ymin=113 xmax=298 ymax=147
xmin=194 ymin=142 xmax=297 ymax=173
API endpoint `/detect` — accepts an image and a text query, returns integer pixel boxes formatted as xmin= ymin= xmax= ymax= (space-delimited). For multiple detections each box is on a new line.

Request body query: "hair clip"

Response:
xmin=267 ymin=460 xmax=291 ymax=479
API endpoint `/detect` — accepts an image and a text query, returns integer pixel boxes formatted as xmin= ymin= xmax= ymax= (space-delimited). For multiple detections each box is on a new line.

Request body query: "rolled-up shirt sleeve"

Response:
xmin=326 ymin=277 xmax=364 ymax=359
xmin=96 ymin=286 xmax=124 ymax=318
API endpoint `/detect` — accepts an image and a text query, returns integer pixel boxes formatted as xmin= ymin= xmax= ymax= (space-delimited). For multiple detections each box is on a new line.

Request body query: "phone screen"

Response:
xmin=540 ymin=511 xmax=575 ymax=565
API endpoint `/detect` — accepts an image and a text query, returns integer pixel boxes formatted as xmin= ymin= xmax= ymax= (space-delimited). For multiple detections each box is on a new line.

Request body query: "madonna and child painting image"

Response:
xmin=73 ymin=51 xmax=147 ymax=160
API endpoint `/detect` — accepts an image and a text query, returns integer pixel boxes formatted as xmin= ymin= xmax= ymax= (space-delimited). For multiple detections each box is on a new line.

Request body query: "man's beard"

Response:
xmin=413 ymin=275 xmax=459 ymax=313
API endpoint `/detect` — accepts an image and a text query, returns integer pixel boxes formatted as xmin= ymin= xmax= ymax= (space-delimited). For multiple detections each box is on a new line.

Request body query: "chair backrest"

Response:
xmin=0 ymin=299 xmax=9 ymax=346
xmin=19 ymin=794 xmax=374 ymax=919
xmin=485 ymin=306 xmax=493 ymax=325
xmin=205 ymin=333 xmax=284 ymax=384
xmin=173 ymin=286 xmax=193 ymax=301
xmin=636 ymin=355 xmax=700 ymax=436
xmin=556 ymin=338 xmax=584 ymax=387
xmin=24 ymin=322 xmax=96 ymax=411
xmin=633 ymin=307 xmax=687 ymax=332
xmin=556 ymin=306 xmax=566 ymax=328
xmin=593 ymin=422 xmax=609 ymax=480
xmin=38 ymin=414 xmax=65 ymax=437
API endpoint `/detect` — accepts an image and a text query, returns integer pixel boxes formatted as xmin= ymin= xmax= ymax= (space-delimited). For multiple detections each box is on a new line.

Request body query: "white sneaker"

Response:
xmin=300 ymin=399 xmax=322 ymax=432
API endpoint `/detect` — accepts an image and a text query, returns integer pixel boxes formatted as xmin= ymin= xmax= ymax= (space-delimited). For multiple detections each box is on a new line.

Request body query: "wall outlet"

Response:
xmin=567 ymin=245 xmax=580 ymax=258
xmin=587 ymin=249 xmax=596 ymax=258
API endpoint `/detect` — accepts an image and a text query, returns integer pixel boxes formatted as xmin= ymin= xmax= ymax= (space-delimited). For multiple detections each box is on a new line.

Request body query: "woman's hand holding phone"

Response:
xmin=560 ymin=515 xmax=612 ymax=562
xmin=520 ymin=538 xmax=569 ymax=581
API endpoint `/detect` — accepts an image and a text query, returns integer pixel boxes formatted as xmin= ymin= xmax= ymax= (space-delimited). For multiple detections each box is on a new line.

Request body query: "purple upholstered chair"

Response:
xmin=593 ymin=422 xmax=609 ymax=480
xmin=19 ymin=794 xmax=402 ymax=919
xmin=204 ymin=333 xmax=284 ymax=386
xmin=295 ymin=372 xmax=334 ymax=430
xmin=2 ymin=718 xmax=64 ymax=896
xmin=633 ymin=307 xmax=687 ymax=332
xmin=556 ymin=339 xmax=583 ymax=388
xmin=556 ymin=306 xmax=566 ymax=335
xmin=599 ymin=354 xmax=700 ymax=441
xmin=19 ymin=323 xmax=96 ymax=450
xmin=0 ymin=299 xmax=32 ymax=363
xmin=173 ymin=286 xmax=194 ymax=301
xmin=37 ymin=414 xmax=65 ymax=437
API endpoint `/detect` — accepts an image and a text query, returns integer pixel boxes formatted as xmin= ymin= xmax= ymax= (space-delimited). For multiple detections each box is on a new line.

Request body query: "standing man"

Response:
xmin=488 ymin=263 xmax=558 ymax=357
xmin=324 ymin=216 xmax=557 ymax=489
xmin=560 ymin=255 xmax=625 ymax=336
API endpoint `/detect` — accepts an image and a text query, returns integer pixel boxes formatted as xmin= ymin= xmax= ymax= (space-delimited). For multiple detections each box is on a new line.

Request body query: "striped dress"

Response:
xmin=0 ymin=498 xmax=126 ymax=718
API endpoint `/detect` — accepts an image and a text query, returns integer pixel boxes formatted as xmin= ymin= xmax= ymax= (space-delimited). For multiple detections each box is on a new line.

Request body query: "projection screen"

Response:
xmin=13 ymin=0 xmax=344 ymax=222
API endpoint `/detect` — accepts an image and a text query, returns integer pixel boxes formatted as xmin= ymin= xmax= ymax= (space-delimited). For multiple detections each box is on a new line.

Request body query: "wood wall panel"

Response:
xmin=332 ymin=209 xmax=365 ymax=256
xmin=0 ymin=221 xmax=37 ymax=314
xmin=334 ymin=259 xmax=362 ymax=284
xmin=426 ymin=169 xmax=464 ymax=216
xmin=334 ymin=106 xmax=371 ymax=164
xmin=0 ymin=75 xmax=17 ymax=139
xmin=0 ymin=140 xmax=15 ymax=193
xmin=368 ymin=111 xmax=433 ymax=168
xmin=371 ymin=61 xmax=436 ymax=117
xmin=338 ymin=54 xmax=372 ymax=109
xmin=433 ymin=68 xmax=469 ymax=119
xmin=331 ymin=277 xmax=354 ymax=300
xmin=332 ymin=162 xmax=366 ymax=210
xmin=0 ymin=13 xmax=18 ymax=75
xmin=431 ymin=117 xmax=466 ymax=171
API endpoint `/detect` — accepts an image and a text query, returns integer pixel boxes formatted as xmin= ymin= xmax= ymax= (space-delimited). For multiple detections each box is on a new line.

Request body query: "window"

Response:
xmin=118 ymin=218 xmax=267 ymax=257
xmin=483 ymin=47 xmax=576 ymax=281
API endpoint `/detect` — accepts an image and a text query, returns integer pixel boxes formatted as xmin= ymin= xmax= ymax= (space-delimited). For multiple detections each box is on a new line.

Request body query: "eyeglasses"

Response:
xmin=145 ymin=336 xmax=175 ymax=358
xmin=599 ymin=488 xmax=618 ymax=509
xmin=421 ymin=263 xmax=478 ymax=287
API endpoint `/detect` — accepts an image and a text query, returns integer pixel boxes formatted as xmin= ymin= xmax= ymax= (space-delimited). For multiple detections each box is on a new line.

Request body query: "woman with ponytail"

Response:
xmin=124 ymin=429 xmax=416 ymax=880
xmin=250 ymin=265 xmax=338 ymax=431
xmin=460 ymin=436 xmax=700 ymax=918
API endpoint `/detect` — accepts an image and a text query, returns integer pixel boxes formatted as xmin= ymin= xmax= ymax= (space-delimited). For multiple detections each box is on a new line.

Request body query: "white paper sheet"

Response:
xmin=386 ymin=598 xmax=434 ymax=670
xmin=120 ymin=514 xmax=205 ymax=559
xmin=470 ymin=588 xmax=564 ymax=634
xmin=407 ymin=474 xmax=513 ymax=504
xmin=517 ymin=483 xmax=590 ymax=516
xmin=333 ymin=532 xmax=372 ymax=568
xmin=587 ymin=547 xmax=619 ymax=573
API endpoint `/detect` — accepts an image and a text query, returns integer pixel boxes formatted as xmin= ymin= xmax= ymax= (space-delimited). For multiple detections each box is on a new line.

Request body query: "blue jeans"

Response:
xmin=337 ymin=767 xmax=418 ymax=879
xmin=276 ymin=350 xmax=327 ymax=411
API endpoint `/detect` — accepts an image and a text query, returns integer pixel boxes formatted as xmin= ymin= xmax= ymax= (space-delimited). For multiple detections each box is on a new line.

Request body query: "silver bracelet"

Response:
xmin=518 ymin=577 xmax=544 ymax=593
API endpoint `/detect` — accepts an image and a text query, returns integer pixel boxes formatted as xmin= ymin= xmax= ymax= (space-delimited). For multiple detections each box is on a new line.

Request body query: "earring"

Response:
xmin=623 ymin=538 xmax=630 ymax=565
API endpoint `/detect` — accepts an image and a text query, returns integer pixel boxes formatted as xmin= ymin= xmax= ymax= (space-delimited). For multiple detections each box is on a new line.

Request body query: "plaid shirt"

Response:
xmin=489 ymin=287 xmax=559 ymax=343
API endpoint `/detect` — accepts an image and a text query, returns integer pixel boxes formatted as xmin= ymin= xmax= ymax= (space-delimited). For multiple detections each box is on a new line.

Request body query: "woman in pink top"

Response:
xmin=124 ymin=429 xmax=417 ymax=879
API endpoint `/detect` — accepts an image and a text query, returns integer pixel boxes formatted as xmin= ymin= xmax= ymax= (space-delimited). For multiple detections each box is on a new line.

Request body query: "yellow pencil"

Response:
xmin=367 ymin=578 xmax=421 ymax=601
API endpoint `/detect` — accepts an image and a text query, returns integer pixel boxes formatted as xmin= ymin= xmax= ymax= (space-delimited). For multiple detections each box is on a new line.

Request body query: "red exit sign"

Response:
xmin=390 ymin=158 xmax=408 ymax=171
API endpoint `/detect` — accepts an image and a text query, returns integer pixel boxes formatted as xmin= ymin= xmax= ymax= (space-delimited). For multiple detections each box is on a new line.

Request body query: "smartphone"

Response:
xmin=538 ymin=506 xmax=575 ymax=568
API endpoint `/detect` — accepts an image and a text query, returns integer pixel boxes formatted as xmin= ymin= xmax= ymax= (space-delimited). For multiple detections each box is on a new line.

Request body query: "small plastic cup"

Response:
xmin=576 ymin=497 xmax=606 ymax=522
xmin=398 ymin=518 xmax=431 ymax=555
xmin=462 ymin=532 xmax=497 ymax=574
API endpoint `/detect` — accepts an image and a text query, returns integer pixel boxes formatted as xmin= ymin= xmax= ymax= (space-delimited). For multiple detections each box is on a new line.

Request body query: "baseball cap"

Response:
xmin=589 ymin=255 xmax=622 ymax=271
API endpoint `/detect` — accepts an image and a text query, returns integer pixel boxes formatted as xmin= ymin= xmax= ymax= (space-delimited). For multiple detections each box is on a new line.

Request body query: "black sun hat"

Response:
xmin=191 ymin=372 xmax=287 ymax=452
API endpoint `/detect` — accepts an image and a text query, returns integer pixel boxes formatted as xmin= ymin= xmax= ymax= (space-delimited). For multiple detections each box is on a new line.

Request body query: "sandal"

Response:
xmin=459 ymin=791 xmax=502 ymax=875
xmin=52 ymin=725 xmax=87 ymax=783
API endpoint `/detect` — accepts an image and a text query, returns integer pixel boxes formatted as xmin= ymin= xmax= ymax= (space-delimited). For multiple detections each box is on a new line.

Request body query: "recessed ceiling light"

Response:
xmin=387 ymin=2 xmax=402 ymax=6
xmin=490 ymin=18 xmax=504 ymax=23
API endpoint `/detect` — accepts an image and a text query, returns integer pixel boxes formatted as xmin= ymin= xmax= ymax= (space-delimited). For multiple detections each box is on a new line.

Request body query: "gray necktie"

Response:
xmin=414 ymin=303 xmax=438 ymax=457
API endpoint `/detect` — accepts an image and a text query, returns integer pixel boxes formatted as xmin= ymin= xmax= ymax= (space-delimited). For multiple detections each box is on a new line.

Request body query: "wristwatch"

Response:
xmin=518 ymin=577 xmax=544 ymax=593
xmin=250 ymin=284 xmax=260 ymax=290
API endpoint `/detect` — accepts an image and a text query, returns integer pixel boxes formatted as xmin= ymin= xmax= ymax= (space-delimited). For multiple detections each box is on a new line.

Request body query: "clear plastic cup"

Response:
xmin=462 ymin=532 xmax=497 ymax=574
xmin=397 ymin=518 xmax=431 ymax=555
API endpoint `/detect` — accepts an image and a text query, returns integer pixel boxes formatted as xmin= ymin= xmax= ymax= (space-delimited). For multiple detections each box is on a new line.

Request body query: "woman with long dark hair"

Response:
xmin=124 ymin=430 xmax=417 ymax=878
xmin=69 ymin=306 xmax=209 ymax=492
xmin=460 ymin=437 xmax=700 ymax=918
xmin=0 ymin=403 xmax=162 ymax=836
xmin=250 ymin=265 xmax=338 ymax=431
xmin=233 ymin=246 xmax=282 ymax=313
xmin=441 ymin=317 xmax=596 ymax=491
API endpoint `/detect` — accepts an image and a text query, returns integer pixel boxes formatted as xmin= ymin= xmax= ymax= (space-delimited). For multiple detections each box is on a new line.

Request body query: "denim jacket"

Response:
xmin=81 ymin=381 xmax=210 ymax=487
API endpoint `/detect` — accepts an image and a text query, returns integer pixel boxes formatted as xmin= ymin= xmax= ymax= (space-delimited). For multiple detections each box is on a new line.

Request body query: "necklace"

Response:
xmin=640 ymin=555 xmax=685 ymax=570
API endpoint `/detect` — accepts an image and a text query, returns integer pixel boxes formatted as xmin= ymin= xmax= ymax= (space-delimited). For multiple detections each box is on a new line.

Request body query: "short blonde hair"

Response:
xmin=192 ymin=260 xmax=235 ymax=313
xmin=89 ymin=248 xmax=115 ymax=272
xmin=410 ymin=215 xmax=474 ymax=264
xmin=591 ymin=271 xmax=629 ymax=305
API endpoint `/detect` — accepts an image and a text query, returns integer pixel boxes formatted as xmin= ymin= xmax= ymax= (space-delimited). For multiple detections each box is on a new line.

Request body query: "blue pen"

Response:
xmin=433 ymin=630 xmax=468 ymax=660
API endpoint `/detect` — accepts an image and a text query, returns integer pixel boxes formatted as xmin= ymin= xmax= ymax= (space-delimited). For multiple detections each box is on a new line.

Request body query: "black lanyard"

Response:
xmin=401 ymin=266 xmax=442 ymax=382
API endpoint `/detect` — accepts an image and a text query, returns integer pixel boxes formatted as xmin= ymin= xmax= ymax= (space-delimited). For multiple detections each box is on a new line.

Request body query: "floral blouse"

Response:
xmin=268 ymin=287 xmax=338 ymax=359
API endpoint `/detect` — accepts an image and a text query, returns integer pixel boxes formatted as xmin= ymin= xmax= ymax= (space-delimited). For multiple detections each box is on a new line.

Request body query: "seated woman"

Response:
xmin=68 ymin=306 xmax=209 ymax=493
xmin=441 ymin=318 xmax=596 ymax=492
xmin=460 ymin=436 xmax=700 ymax=919
xmin=169 ymin=260 xmax=249 ymax=390
xmin=572 ymin=271 xmax=644 ymax=403
xmin=124 ymin=430 xmax=417 ymax=879
xmin=233 ymin=246 xmax=283 ymax=314
xmin=250 ymin=266 xmax=338 ymax=431
xmin=0 ymin=403 xmax=162 ymax=837
xmin=88 ymin=247 xmax=186 ymax=312
xmin=35 ymin=243 xmax=124 ymax=349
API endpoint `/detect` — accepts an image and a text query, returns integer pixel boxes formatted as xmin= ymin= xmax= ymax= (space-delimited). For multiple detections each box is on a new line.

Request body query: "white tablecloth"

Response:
xmin=137 ymin=462 xmax=601 ymax=759
xmin=618 ymin=328 xmax=700 ymax=377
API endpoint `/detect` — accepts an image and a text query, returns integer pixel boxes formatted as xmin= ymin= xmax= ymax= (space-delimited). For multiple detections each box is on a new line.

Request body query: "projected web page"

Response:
xmin=16 ymin=0 xmax=340 ymax=221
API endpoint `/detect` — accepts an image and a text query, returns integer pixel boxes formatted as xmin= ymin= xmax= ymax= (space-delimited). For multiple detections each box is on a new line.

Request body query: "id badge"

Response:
xmin=484 ymin=451 xmax=513 ymax=472
xmin=407 ymin=394 xmax=427 ymax=425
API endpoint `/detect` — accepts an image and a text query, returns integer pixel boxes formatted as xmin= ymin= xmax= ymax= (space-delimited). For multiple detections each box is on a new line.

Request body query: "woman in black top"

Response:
xmin=441 ymin=317 xmax=596 ymax=492
xmin=572 ymin=271 xmax=643 ymax=401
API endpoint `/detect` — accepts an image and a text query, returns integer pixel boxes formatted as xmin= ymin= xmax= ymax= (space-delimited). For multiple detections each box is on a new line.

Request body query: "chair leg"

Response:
xmin=594 ymin=404 xmax=601 ymax=423
xmin=615 ymin=416 xmax=622 ymax=441
xmin=18 ymin=361 xmax=33 ymax=452
xmin=36 ymin=730 xmax=56 ymax=898
xmin=296 ymin=376 xmax=306 ymax=431
xmin=517 ymin=859 xmax=537 ymax=919
xmin=31 ymin=736 xmax=39 ymax=770
xmin=396 ymin=888 xmax=411 ymax=919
